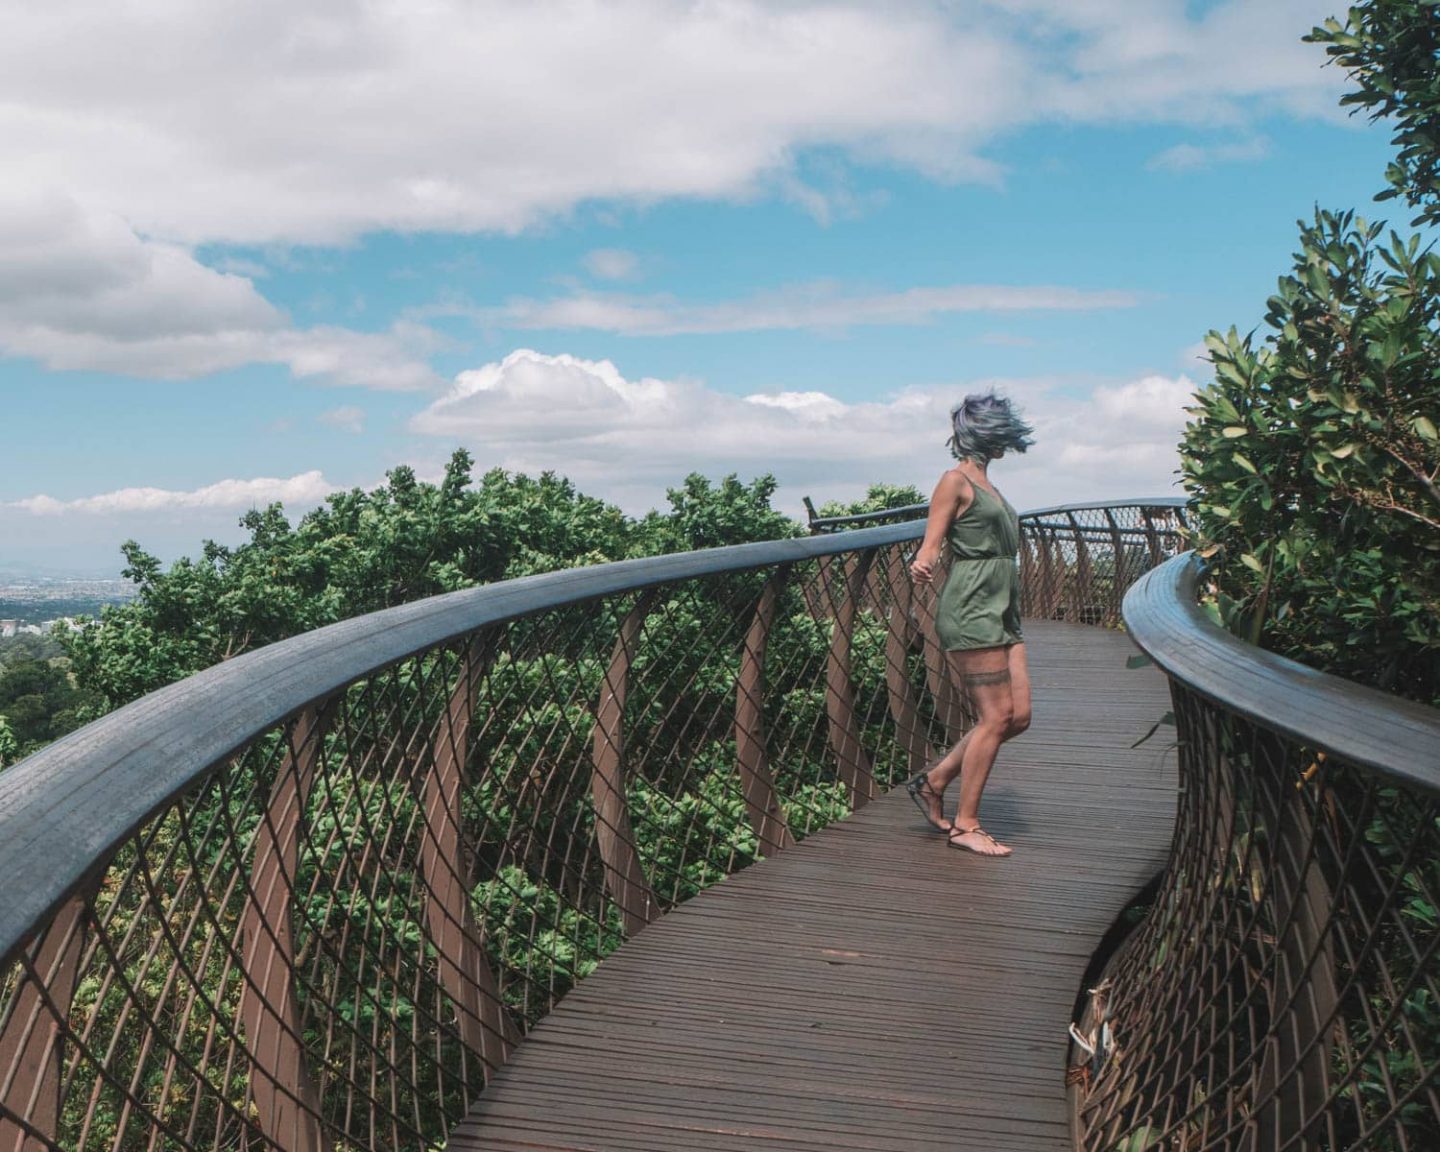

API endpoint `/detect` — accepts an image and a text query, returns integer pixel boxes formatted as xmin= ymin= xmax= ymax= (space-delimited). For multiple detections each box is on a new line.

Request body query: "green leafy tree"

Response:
xmin=1186 ymin=4 xmax=1440 ymax=703
xmin=62 ymin=456 xmax=805 ymax=712
xmin=814 ymin=482 xmax=926 ymax=520
xmin=0 ymin=652 xmax=102 ymax=756
xmin=638 ymin=473 xmax=801 ymax=553
xmin=1309 ymin=4 xmax=1440 ymax=228
xmin=0 ymin=715 xmax=18 ymax=768
xmin=1184 ymin=210 xmax=1440 ymax=703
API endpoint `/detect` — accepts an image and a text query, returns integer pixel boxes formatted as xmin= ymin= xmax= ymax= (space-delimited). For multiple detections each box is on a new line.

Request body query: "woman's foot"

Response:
xmin=905 ymin=769 xmax=952 ymax=832
xmin=947 ymin=824 xmax=1012 ymax=857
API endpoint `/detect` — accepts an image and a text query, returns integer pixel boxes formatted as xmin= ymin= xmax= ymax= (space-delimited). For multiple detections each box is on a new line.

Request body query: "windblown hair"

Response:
xmin=948 ymin=392 xmax=1035 ymax=461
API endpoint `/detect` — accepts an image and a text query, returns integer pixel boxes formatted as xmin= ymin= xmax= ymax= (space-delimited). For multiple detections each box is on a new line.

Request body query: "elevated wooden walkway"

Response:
xmin=456 ymin=620 xmax=1178 ymax=1151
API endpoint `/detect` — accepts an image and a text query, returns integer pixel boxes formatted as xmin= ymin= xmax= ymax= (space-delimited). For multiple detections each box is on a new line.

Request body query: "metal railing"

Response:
xmin=0 ymin=501 xmax=1184 ymax=1151
xmin=1072 ymin=554 xmax=1440 ymax=1151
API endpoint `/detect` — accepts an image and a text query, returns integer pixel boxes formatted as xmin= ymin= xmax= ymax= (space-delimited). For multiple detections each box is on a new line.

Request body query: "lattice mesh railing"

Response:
xmin=1075 ymin=566 xmax=1440 ymax=1152
xmin=1020 ymin=502 xmax=1187 ymax=627
xmin=0 ymin=539 xmax=968 ymax=1152
xmin=0 ymin=502 xmax=1180 ymax=1152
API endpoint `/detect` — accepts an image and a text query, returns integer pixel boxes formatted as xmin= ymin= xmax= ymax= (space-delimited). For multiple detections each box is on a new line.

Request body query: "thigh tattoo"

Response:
xmin=963 ymin=668 xmax=1012 ymax=688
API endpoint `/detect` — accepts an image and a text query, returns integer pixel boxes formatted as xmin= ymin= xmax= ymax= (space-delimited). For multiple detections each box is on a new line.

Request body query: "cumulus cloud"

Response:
xmin=318 ymin=406 xmax=366 ymax=434
xmin=0 ymin=2 xmax=1343 ymax=249
xmin=6 ymin=471 xmax=339 ymax=516
xmin=583 ymin=249 xmax=640 ymax=281
xmin=0 ymin=193 xmax=442 ymax=387
xmin=451 ymin=282 xmax=1138 ymax=336
xmin=0 ymin=2 xmax=1345 ymax=385
xmin=410 ymin=349 xmax=1193 ymax=513
xmin=1147 ymin=137 xmax=1270 ymax=172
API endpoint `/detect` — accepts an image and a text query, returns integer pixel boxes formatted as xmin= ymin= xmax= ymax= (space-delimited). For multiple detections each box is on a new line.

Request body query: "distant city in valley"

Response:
xmin=0 ymin=576 xmax=135 ymax=631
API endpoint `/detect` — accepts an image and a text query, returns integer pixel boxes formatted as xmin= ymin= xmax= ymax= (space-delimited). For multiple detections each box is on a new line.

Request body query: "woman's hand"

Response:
xmin=910 ymin=549 xmax=939 ymax=585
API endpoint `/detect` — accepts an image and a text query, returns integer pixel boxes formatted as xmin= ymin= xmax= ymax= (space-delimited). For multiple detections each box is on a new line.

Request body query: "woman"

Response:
xmin=906 ymin=392 xmax=1033 ymax=857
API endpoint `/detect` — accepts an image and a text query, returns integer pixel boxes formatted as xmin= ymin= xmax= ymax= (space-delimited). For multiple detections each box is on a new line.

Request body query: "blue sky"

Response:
xmin=0 ymin=0 xmax=1401 ymax=574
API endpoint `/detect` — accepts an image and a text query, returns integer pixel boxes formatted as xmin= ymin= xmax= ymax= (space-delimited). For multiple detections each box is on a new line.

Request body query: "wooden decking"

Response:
xmin=452 ymin=620 xmax=1178 ymax=1151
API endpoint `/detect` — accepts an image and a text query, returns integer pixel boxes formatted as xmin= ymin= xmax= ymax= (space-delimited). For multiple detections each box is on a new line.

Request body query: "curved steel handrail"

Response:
xmin=810 ymin=494 xmax=1189 ymax=533
xmin=0 ymin=520 xmax=924 ymax=967
xmin=1124 ymin=552 xmax=1440 ymax=793
xmin=1075 ymin=549 xmax=1440 ymax=1150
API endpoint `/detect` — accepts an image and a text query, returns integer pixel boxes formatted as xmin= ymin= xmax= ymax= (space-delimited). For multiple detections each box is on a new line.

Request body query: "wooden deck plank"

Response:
xmin=451 ymin=621 xmax=1176 ymax=1151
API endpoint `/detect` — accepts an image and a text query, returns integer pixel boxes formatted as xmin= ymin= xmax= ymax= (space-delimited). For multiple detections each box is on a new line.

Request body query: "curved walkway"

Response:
xmin=452 ymin=621 xmax=1177 ymax=1151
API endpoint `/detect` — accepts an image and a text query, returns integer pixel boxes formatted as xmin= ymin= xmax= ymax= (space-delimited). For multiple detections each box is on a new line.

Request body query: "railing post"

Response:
xmin=0 ymin=894 xmax=89 ymax=1152
xmin=1035 ymin=524 xmax=1064 ymax=619
xmin=1250 ymin=737 xmax=1338 ymax=1152
xmin=591 ymin=592 xmax=661 ymax=937
xmin=734 ymin=569 xmax=795 ymax=856
xmin=1102 ymin=509 xmax=1129 ymax=627
xmin=882 ymin=547 xmax=932 ymax=778
xmin=1138 ymin=507 xmax=1166 ymax=567
xmin=1065 ymin=512 xmax=1096 ymax=624
xmin=824 ymin=552 xmax=878 ymax=808
xmin=911 ymin=558 xmax=969 ymax=746
xmin=239 ymin=705 xmax=332 ymax=1152
xmin=421 ymin=632 xmax=520 ymax=1076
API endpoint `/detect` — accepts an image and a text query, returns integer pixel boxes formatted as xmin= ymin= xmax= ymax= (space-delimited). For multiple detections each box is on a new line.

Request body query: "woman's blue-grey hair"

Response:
xmin=948 ymin=392 xmax=1035 ymax=461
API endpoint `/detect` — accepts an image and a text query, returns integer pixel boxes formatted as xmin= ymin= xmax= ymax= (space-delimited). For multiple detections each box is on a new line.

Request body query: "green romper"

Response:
xmin=934 ymin=485 xmax=1024 ymax=651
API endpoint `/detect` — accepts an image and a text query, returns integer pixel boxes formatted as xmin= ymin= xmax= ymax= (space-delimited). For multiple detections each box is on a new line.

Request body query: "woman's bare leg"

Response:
xmin=1006 ymin=642 xmax=1032 ymax=738
xmin=918 ymin=643 xmax=1031 ymax=846
xmin=923 ymin=644 xmax=1027 ymax=856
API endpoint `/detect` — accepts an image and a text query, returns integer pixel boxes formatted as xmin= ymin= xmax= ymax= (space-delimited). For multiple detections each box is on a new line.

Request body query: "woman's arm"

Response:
xmin=910 ymin=470 xmax=972 ymax=585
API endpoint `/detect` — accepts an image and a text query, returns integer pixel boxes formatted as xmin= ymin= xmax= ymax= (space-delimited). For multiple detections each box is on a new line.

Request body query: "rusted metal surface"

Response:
xmin=239 ymin=706 xmax=330 ymax=1152
xmin=420 ymin=633 xmax=519 ymax=1073
xmin=882 ymin=548 xmax=931 ymax=780
xmin=734 ymin=568 xmax=794 ymax=856
xmin=591 ymin=592 xmax=661 ymax=937
xmin=823 ymin=550 xmax=878 ymax=809
xmin=0 ymin=897 xmax=87 ymax=1152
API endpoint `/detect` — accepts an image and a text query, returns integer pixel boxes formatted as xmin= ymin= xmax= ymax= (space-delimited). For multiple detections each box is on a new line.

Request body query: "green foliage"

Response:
xmin=0 ymin=647 xmax=102 ymax=756
xmin=1182 ymin=209 xmax=1440 ymax=703
xmin=640 ymin=472 xmax=802 ymax=553
xmin=60 ymin=456 xmax=803 ymax=712
xmin=814 ymin=482 xmax=926 ymax=520
xmin=0 ymin=715 xmax=17 ymax=767
xmin=1309 ymin=4 xmax=1440 ymax=228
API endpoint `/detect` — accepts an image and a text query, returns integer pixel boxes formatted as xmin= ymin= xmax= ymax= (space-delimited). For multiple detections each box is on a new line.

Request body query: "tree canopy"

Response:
xmin=1309 ymin=3 xmax=1440 ymax=228
xmin=57 ymin=453 xmax=804 ymax=712
xmin=1182 ymin=3 xmax=1440 ymax=705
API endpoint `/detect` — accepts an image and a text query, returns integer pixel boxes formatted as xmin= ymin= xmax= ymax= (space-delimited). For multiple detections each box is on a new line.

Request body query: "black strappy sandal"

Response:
xmin=905 ymin=770 xmax=951 ymax=832
xmin=947 ymin=824 xmax=1013 ymax=857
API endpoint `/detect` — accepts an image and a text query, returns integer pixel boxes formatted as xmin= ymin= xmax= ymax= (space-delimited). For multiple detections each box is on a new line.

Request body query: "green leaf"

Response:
xmin=1222 ymin=425 xmax=1248 ymax=438
xmin=1131 ymin=712 xmax=1176 ymax=749
xmin=1414 ymin=415 xmax=1438 ymax=442
xmin=1240 ymin=553 xmax=1265 ymax=574
xmin=1232 ymin=453 xmax=1258 ymax=474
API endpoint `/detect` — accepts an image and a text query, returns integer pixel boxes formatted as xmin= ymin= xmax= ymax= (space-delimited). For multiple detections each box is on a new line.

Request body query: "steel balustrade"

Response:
xmin=1071 ymin=554 xmax=1440 ymax=1152
xmin=0 ymin=502 xmax=1183 ymax=1151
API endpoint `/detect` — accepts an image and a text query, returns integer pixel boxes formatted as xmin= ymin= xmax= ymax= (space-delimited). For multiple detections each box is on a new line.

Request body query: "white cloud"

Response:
xmin=7 ymin=471 xmax=339 ymax=516
xmin=410 ymin=349 xmax=1192 ymax=514
xmin=318 ymin=405 xmax=366 ymax=434
xmin=450 ymin=281 xmax=1138 ymax=336
xmin=1147 ymin=137 xmax=1270 ymax=172
xmin=0 ymin=193 xmax=442 ymax=387
xmin=583 ymin=249 xmax=640 ymax=281
xmin=0 ymin=2 xmax=1344 ymax=250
